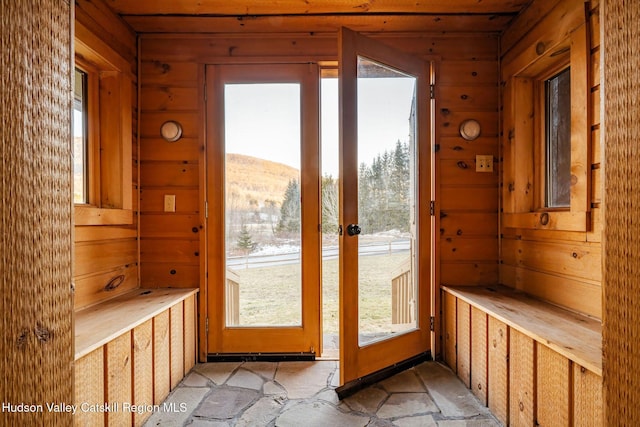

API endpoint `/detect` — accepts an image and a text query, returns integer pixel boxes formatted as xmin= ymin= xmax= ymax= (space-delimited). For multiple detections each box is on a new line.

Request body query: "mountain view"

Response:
xmin=225 ymin=153 xmax=299 ymax=205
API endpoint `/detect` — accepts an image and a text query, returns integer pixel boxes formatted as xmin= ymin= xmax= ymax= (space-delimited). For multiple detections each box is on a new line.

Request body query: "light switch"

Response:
xmin=164 ymin=194 xmax=176 ymax=212
xmin=476 ymin=155 xmax=494 ymax=172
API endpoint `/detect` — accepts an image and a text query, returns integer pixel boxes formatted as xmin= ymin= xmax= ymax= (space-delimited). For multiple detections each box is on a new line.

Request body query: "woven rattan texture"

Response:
xmin=456 ymin=299 xmax=471 ymax=388
xmin=488 ymin=317 xmax=508 ymax=426
xmin=1 ymin=0 xmax=73 ymax=424
xmin=184 ymin=295 xmax=197 ymax=373
xmin=443 ymin=292 xmax=457 ymax=372
xmin=536 ymin=343 xmax=569 ymax=426
xmin=153 ymin=310 xmax=171 ymax=405
xmin=470 ymin=307 xmax=488 ymax=406
xmin=603 ymin=1 xmax=640 ymax=424
xmin=133 ymin=320 xmax=154 ymax=427
xmin=74 ymin=348 xmax=105 ymax=427
xmin=106 ymin=332 xmax=132 ymax=426
xmin=170 ymin=303 xmax=185 ymax=390
xmin=509 ymin=329 xmax=534 ymax=427
xmin=574 ymin=363 xmax=603 ymax=427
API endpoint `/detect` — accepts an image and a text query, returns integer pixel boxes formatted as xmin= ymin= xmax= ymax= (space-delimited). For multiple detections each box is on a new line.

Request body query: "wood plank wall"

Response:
xmin=436 ymin=50 xmax=500 ymax=290
xmin=431 ymin=30 xmax=500 ymax=359
xmin=138 ymin=56 xmax=203 ymax=290
xmin=139 ymin=30 xmax=500 ymax=358
xmin=500 ymin=0 xmax=602 ymax=319
xmin=74 ymin=0 xmax=139 ymax=310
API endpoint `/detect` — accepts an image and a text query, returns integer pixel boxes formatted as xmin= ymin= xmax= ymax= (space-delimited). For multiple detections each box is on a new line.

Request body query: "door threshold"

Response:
xmin=335 ymin=351 xmax=431 ymax=399
xmin=316 ymin=355 xmax=339 ymax=361
xmin=207 ymin=352 xmax=315 ymax=362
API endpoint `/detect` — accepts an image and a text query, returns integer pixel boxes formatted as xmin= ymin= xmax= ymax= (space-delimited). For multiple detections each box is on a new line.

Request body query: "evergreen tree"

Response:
xmin=278 ymin=179 xmax=301 ymax=234
xmin=357 ymin=141 xmax=412 ymax=234
xmin=358 ymin=162 xmax=375 ymax=234
xmin=237 ymin=224 xmax=257 ymax=253
xmin=389 ymin=140 xmax=410 ymax=231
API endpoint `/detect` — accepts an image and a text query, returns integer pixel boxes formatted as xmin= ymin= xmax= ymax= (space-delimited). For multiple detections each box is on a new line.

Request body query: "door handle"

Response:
xmin=347 ymin=224 xmax=361 ymax=236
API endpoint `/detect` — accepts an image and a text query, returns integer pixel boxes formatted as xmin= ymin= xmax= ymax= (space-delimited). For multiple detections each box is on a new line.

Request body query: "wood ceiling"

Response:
xmin=106 ymin=0 xmax=532 ymax=33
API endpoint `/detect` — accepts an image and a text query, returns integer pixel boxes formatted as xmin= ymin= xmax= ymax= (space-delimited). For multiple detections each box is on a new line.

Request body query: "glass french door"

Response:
xmin=206 ymin=64 xmax=321 ymax=354
xmin=338 ymin=28 xmax=432 ymax=384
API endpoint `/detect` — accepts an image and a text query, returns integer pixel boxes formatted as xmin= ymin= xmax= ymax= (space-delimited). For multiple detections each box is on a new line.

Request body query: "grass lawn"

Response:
xmin=231 ymin=253 xmax=411 ymax=336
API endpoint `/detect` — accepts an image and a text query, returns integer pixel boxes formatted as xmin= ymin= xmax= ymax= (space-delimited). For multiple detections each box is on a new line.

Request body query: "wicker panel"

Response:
xmin=184 ymin=295 xmax=197 ymax=373
xmin=536 ymin=343 xmax=569 ymax=426
xmin=509 ymin=329 xmax=534 ymax=427
xmin=574 ymin=364 xmax=603 ymax=427
xmin=457 ymin=299 xmax=471 ymax=388
xmin=105 ymin=332 xmax=133 ymax=426
xmin=443 ymin=291 xmax=457 ymax=371
xmin=488 ymin=316 xmax=509 ymax=426
xmin=154 ymin=310 xmax=171 ymax=404
xmin=170 ymin=303 xmax=185 ymax=389
xmin=133 ymin=320 xmax=154 ymax=427
xmin=74 ymin=348 xmax=105 ymax=427
xmin=471 ymin=307 xmax=488 ymax=405
xmin=603 ymin=1 xmax=640 ymax=424
xmin=0 ymin=0 xmax=73 ymax=425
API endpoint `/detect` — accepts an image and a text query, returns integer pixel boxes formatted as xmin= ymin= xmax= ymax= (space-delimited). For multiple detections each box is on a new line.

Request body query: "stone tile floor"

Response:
xmin=144 ymin=361 xmax=500 ymax=427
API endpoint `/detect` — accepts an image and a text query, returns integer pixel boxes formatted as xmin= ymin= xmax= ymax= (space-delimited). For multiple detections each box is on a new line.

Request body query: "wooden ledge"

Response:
xmin=75 ymin=287 xmax=198 ymax=360
xmin=442 ymin=285 xmax=602 ymax=376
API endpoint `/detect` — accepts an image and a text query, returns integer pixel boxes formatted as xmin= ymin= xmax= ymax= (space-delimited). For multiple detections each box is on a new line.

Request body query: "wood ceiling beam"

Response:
xmin=106 ymin=0 xmax=528 ymax=16
xmin=124 ymin=14 xmax=515 ymax=34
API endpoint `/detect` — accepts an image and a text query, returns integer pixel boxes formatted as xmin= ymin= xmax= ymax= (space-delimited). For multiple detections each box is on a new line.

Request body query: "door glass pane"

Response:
xmin=224 ymin=83 xmax=302 ymax=327
xmin=356 ymin=57 xmax=418 ymax=346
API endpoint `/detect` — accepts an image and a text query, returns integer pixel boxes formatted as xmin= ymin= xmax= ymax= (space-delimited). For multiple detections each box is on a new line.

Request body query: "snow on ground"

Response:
xmin=252 ymin=243 xmax=300 ymax=256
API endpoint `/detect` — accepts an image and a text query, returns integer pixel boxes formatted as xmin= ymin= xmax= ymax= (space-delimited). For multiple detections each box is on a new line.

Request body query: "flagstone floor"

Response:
xmin=143 ymin=361 xmax=500 ymax=427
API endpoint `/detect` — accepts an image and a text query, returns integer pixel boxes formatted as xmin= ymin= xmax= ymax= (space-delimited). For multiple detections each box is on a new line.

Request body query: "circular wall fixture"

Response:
xmin=160 ymin=120 xmax=183 ymax=142
xmin=459 ymin=119 xmax=481 ymax=141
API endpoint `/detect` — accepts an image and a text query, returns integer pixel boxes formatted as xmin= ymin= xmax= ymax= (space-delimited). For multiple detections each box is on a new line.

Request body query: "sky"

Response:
xmin=224 ymin=76 xmax=416 ymax=178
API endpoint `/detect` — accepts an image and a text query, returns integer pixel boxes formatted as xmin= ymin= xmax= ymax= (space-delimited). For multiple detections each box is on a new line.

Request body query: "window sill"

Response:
xmin=503 ymin=211 xmax=589 ymax=232
xmin=75 ymin=205 xmax=133 ymax=226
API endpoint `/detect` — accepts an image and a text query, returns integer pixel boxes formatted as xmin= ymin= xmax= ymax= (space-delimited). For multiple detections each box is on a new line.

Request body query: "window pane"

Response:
xmin=224 ymin=83 xmax=302 ymax=327
xmin=73 ymin=68 xmax=88 ymax=204
xmin=356 ymin=57 xmax=418 ymax=346
xmin=545 ymin=68 xmax=571 ymax=208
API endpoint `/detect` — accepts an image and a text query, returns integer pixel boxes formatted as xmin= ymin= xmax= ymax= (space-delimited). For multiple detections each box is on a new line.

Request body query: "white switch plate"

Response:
xmin=164 ymin=194 xmax=176 ymax=212
xmin=476 ymin=155 xmax=494 ymax=172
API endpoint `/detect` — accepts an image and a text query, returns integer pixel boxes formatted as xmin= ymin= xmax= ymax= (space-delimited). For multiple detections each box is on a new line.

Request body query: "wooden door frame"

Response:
xmin=205 ymin=63 xmax=322 ymax=355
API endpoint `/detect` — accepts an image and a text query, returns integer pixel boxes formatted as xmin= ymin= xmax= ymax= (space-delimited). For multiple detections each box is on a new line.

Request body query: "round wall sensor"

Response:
xmin=160 ymin=120 xmax=183 ymax=142
xmin=459 ymin=119 xmax=481 ymax=141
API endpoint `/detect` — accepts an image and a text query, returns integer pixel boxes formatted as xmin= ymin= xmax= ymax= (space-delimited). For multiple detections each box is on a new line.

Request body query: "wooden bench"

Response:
xmin=74 ymin=287 xmax=198 ymax=426
xmin=442 ymin=285 xmax=602 ymax=426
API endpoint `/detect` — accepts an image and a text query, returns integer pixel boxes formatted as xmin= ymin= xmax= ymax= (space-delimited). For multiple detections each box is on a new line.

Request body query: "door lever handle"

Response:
xmin=347 ymin=224 xmax=361 ymax=236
